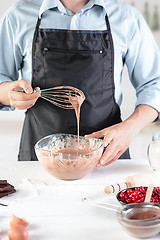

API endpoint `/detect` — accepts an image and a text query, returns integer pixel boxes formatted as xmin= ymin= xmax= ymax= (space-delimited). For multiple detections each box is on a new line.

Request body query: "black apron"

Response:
xmin=18 ymin=11 xmax=130 ymax=161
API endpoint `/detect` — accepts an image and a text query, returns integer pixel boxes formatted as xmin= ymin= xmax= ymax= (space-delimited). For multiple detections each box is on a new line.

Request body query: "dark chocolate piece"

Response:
xmin=0 ymin=189 xmax=16 ymax=198
xmin=0 ymin=180 xmax=8 ymax=185
xmin=0 ymin=183 xmax=14 ymax=192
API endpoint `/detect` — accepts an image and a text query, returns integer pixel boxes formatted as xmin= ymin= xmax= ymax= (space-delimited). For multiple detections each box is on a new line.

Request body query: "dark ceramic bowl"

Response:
xmin=116 ymin=186 xmax=160 ymax=205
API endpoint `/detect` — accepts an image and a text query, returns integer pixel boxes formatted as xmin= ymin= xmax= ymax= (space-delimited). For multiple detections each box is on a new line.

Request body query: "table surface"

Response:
xmin=0 ymin=159 xmax=160 ymax=240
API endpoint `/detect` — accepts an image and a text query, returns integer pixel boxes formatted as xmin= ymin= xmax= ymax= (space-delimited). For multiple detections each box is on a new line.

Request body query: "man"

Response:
xmin=0 ymin=0 xmax=159 ymax=165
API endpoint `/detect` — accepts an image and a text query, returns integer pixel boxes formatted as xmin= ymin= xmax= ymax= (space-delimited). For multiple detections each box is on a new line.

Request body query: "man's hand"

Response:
xmin=86 ymin=105 xmax=158 ymax=167
xmin=86 ymin=121 xmax=134 ymax=167
xmin=0 ymin=80 xmax=40 ymax=110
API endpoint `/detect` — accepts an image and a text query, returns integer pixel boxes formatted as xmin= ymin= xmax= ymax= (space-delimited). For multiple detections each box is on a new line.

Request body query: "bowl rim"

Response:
xmin=117 ymin=202 xmax=160 ymax=224
xmin=34 ymin=133 xmax=103 ymax=156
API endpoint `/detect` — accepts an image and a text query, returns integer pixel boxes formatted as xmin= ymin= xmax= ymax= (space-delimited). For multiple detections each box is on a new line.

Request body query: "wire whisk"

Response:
xmin=13 ymin=86 xmax=85 ymax=109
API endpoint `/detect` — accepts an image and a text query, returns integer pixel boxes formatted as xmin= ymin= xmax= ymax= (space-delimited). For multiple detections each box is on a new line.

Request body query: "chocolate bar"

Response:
xmin=0 ymin=183 xmax=15 ymax=192
xmin=0 ymin=180 xmax=16 ymax=198
xmin=0 ymin=189 xmax=16 ymax=198
xmin=0 ymin=180 xmax=8 ymax=185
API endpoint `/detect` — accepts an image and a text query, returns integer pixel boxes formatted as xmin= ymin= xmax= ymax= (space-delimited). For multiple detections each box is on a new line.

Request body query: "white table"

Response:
xmin=0 ymin=159 xmax=160 ymax=240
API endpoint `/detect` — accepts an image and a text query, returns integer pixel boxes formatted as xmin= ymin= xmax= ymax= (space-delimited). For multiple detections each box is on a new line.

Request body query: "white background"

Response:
xmin=0 ymin=0 xmax=160 ymax=162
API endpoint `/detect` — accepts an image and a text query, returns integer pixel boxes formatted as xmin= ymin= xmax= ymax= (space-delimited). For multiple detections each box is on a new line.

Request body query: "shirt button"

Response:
xmin=86 ymin=12 xmax=90 ymax=16
xmin=61 ymin=12 xmax=65 ymax=16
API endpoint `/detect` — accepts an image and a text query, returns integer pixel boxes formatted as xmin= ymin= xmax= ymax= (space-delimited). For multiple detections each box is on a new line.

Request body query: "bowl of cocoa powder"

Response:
xmin=35 ymin=134 xmax=103 ymax=180
xmin=118 ymin=202 xmax=160 ymax=238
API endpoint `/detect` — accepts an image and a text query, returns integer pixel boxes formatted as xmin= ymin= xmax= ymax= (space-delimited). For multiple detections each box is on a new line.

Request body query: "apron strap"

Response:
xmin=105 ymin=14 xmax=111 ymax=32
xmin=105 ymin=14 xmax=115 ymax=92
xmin=32 ymin=18 xmax=41 ymax=82
xmin=33 ymin=13 xmax=111 ymax=39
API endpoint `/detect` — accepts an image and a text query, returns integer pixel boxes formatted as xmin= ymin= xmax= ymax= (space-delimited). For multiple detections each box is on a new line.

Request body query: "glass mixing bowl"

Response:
xmin=35 ymin=134 xmax=103 ymax=180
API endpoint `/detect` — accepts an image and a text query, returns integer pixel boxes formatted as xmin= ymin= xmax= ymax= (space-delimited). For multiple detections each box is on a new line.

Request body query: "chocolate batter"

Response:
xmin=69 ymin=93 xmax=85 ymax=150
xmin=38 ymin=144 xmax=102 ymax=180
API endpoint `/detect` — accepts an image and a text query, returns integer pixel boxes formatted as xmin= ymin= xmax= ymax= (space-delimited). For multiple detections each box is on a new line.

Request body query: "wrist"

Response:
xmin=0 ymin=81 xmax=15 ymax=105
xmin=123 ymin=105 xmax=158 ymax=136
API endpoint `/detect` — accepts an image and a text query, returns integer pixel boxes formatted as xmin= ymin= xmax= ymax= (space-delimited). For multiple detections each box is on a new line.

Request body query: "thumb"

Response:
xmin=34 ymin=87 xmax=41 ymax=92
xmin=103 ymin=132 xmax=115 ymax=147
xmin=85 ymin=130 xmax=104 ymax=139
xmin=18 ymin=80 xmax=33 ymax=94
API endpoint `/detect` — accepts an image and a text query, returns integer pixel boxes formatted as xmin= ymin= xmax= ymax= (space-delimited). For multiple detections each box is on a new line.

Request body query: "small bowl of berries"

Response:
xmin=117 ymin=186 xmax=160 ymax=205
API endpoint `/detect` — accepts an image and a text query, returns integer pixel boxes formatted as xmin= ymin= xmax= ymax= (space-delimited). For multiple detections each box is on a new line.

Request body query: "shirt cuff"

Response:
xmin=0 ymin=103 xmax=15 ymax=111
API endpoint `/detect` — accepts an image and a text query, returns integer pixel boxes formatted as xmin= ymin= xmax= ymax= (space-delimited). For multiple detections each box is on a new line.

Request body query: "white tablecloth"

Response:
xmin=0 ymin=159 xmax=159 ymax=240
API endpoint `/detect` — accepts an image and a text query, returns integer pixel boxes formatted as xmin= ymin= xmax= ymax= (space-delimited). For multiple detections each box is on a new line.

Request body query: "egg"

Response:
xmin=10 ymin=215 xmax=29 ymax=228
xmin=8 ymin=225 xmax=29 ymax=240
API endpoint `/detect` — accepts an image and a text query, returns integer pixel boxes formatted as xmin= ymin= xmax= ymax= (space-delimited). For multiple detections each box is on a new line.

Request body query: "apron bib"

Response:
xmin=18 ymin=12 xmax=130 ymax=161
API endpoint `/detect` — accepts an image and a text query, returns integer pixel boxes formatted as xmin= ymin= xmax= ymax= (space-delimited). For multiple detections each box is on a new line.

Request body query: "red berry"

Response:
xmin=156 ymin=187 xmax=160 ymax=191
xmin=132 ymin=197 xmax=137 ymax=202
xmin=126 ymin=198 xmax=132 ymax=204
xmin=139 ymin=186 xmax=145 ymax=193
xmin=119 ymin=192 xmax=125 ymax=198
xmin=140 ymin=197 xmax=145 ymax=202
xmin=129 ymin=193 xmax=133 ymax=199
xmin=127 ymin=189 xmax=133 ymax=195
xmin=118 ymin=186 xmax=160 ymax=204
xmin=150 ymin=197 xmax=155 ymax=202
xmin=133 ymin=191 xmax=139 ymax=197
xmin=136 ymin=198 xmax=143 ymax=203
xmin=138 ymin=193 xmax=144 ymax=198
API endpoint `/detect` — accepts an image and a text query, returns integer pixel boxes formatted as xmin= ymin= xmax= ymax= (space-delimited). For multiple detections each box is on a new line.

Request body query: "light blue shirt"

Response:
xmin=1 ymin=0 xmax=160 ymax=114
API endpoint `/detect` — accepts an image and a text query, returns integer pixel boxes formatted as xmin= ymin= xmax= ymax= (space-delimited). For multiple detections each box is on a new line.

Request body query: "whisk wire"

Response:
xmin=41 ymin=96 xmax=73 ymax=109
xmin=13 ymin=86 xmax=85 ymax=109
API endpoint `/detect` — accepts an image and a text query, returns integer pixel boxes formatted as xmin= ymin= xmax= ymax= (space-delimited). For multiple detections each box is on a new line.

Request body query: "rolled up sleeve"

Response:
xmin=125 ymin=10 xmax=160 ymax=116
xmin=0 ymin=13 xmax=22 ymax=110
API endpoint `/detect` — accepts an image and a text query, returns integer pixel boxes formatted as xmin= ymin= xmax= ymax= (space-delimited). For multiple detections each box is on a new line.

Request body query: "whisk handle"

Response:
xmin=13 ymin=89 xmax=41 ymax=93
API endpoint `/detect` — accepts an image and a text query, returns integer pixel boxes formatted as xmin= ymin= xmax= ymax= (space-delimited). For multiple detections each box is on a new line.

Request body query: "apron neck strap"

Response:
xmin=33 ymin=13 xmax=112 ymax=33
xmin=32 ymin=18 xmax=41 ymax=53
xmin=105 ymin=14 xmax=111 ymax=33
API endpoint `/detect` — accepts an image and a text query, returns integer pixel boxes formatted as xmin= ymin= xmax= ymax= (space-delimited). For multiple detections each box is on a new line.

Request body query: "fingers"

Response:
xmin=17 ymin=80 xmax=33 ymax=94
xmin=9 ymin=90 xmax=40 ymax=102
xmin=8 ymin=80 xmax=40 ymax=110
xmin=105 ymin=151 xmax=122 ymax=166
xmin=85 ymin=129 xmax=114 ymax=148
xmin=86 ymin=129 xmax=118 ymax=167
xmin=103 ymin=133 xmax=115 ymax=147
xmin=97 ymin=142 xmax=127 ymax=167
xmin=9 ymin=97 xmax=39 ymax=110
xmin=100 ymin=150 xmax=123 ymax=167
xmin=85 ymin=130 xmax=105 ymax=139
xmin=100 ymin=141 xmax=117 ymax=164
xmin=34 ymin=86 xmax=41 ymax=92
xmin=92 ymin=123 xmax=131 ymax=167
xmin=96 ymin=141 xmax=117 ymax=167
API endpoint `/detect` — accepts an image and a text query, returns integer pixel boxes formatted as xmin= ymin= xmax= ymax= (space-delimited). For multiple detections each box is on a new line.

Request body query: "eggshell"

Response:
xmin=10 ymin=215 xmax=29 ymax=227
xmin=8 ymin=225 xmax=29 ymax=240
